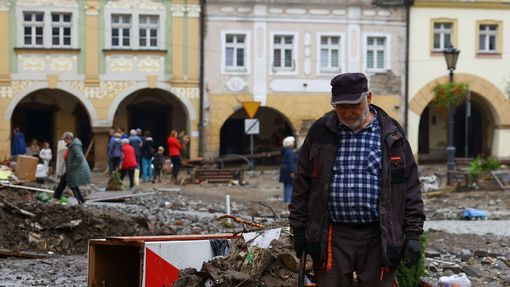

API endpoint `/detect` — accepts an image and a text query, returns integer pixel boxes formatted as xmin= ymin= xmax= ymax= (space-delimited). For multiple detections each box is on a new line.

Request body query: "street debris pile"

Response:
xmin=174 ymin=228 xmax=305 ymax=287
xmin=0 ymin=187 xmax=174 ymax=255
xmin=421 ymin=230 xmax=510 ymax=286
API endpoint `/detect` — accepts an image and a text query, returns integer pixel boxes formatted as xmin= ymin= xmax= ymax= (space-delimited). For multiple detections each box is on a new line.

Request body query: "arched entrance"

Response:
xmin=112 ymin=88 xmax=189 ymax=156
xmin=417 ymin=92 xmax=495 ymax=162
xmin=11 ymin=88 xmax=92 ymax=159
xmin=220 ymin=107 xmax=295 ymax=156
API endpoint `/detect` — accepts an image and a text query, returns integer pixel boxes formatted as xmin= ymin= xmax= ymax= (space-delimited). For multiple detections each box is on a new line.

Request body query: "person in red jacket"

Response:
xmin=120 ymin=138 xmax=137 ymax=189
xmin=167 ymin=130 xmax=182 ymax=183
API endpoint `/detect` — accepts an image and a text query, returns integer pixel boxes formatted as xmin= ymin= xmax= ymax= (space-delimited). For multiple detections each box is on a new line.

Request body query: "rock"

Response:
xmin=191 ymin=226 xmax=202 ymax=234
xmin=481 ymin=257 xmax=493 ymax=265
xmin=474 ymin=250 xmax=489 ymax=258
xmin=462 ymin=265 xmax=482 ymax=278
xmin=425 ymin=248 xmax=441 ymax=258
xmin=459 ymin=249 xmax=472 ymax=262
xmin=442 ymin=265 xmax=462 ymax=274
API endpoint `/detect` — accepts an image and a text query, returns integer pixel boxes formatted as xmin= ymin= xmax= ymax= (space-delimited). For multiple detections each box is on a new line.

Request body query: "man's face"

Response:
xmin=334 ymin=93 xmax=372 ymax=130
xmin=64 ymin=138 xmax=72 ymax=145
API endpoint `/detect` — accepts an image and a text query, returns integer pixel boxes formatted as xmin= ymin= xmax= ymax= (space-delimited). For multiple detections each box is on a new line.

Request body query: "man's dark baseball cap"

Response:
xmin=330 ymin=73 xmax=368 ymax=105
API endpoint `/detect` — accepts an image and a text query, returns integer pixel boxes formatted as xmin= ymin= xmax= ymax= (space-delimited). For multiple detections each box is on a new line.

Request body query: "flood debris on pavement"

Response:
xmin=174 ymin=227 xmax=311 ymax=287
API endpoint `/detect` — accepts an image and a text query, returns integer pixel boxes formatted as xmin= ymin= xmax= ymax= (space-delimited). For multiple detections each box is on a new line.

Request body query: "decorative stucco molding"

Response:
xmin=84 ymin=1 xmax=99 ymax=15
xmin=0 ymin=0 xmax=10 ymax=11
xmin=225 ymin=77 xmax=246 ymax=92
xmin=137 ymin=58 xmax=161 ymax=73
xmin=16 ymin=0 xmax=78 ymax=8
xmin=170 ymin=4 xmax=200 ymax=17
xmin=84 ymin=81 xmax=136 ymax=99
xmin=186 ymin=5 xmax=201 ymax=17
xmin=105 ymin=0 xmax=164 ymax=10
xmin=107 ymin=56 xmax=163 ymax=73
xmin=18 ymin=55 xmax=76 ymax=72
xmin=171 ymin=4 xmax=186 ymax=17
xmin=0 ymin=86 xmax=12 ymax=98
xmin=171 ymin=87 xmax=199 ymax=99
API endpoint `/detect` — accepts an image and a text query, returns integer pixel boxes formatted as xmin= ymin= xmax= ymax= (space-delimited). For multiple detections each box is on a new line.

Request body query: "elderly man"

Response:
xmin=289 ymin=73 xmax=425 ymax=286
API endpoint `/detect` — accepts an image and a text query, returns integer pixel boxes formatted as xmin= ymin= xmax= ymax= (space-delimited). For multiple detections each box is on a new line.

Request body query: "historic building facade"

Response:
xmin=203 ymin=0 xmax=408 ymax=158
xmin=409 ymin=0 xmax=510 ymax=161
xmin=0 ymin=0 xmax=201 ymax=169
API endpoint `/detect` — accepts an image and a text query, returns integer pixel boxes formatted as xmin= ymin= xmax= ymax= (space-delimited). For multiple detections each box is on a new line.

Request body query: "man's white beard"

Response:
xmin=338 ymin=104 xmax=370 ymax=130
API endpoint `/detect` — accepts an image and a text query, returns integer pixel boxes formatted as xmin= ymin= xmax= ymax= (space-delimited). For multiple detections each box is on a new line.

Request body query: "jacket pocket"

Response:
xmin=390 ymin=160 xmax=406 ymax=183
xmin=386 ymin=244 xmax=404 ymax=268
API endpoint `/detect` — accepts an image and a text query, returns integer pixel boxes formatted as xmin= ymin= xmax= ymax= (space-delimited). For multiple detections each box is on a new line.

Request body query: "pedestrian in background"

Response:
xmin=120 ymin=138 xmax=137 ymax=189
xmin=11 ymin=127 xmax=25 ymax=156
xmin=39 ymin=142 xmax=52 ymax=168
xmin=279 ymin=136 xmax=297 ymax=204
xmin=289 ymin=73 xmax=425 ymax=286
xmin=152 ymin=146 xmax=164 ymax=183
xmin=108 ymin=133 xmax=122 ymax=175
xmin=167 ymin=130 xmax=182 ymax=184
xmin=53 ymin=132 xmax=90 ymax=204
xmin=27 ymin=139 xmax=40 ymax=157
xmin=141 ymin=131 xmax=155 ymax=182
xmin=128 ymin=129 xmax=143 ymax=170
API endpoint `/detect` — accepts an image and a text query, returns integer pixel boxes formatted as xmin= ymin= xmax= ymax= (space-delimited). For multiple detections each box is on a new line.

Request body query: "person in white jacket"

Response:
xmin=39 ymin=142 xmax=52 ymax=167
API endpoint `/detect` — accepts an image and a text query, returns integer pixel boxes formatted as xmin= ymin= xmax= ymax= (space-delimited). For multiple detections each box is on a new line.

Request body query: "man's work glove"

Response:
xmin=403 ymin=239 xmax=421 ymax=267
xmin=293 ymin=228 xmax=306 ymax=257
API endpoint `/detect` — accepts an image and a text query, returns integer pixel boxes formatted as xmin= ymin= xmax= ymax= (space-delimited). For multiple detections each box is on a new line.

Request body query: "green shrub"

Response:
xmin=481 ymin=157 xmax=501 ymax=172
xmin=396 ymin=235 xmax=427 ymax=287
xmin=468 ymin=157 xmax=482 ymax=184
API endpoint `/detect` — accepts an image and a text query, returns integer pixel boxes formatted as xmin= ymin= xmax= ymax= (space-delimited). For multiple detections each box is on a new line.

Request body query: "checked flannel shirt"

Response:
xmin=327 ymin=109 xmax=382 ymax=224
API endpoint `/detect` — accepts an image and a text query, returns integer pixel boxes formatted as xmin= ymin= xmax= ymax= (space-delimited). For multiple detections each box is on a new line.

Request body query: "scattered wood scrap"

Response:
xmin=0 ymin=248 xmax=48 ymax=259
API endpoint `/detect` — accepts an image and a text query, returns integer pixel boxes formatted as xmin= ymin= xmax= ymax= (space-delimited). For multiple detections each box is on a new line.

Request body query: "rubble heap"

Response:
xmin=174 ymin=228 xmax=311 ymax=287
xmin=0 ymin=188 xmax=174 ymax=254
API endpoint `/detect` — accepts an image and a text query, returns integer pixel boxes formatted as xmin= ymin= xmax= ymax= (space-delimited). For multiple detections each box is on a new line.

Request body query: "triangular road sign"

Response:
xmin=242 ymin=101 xmax=260 ymax=118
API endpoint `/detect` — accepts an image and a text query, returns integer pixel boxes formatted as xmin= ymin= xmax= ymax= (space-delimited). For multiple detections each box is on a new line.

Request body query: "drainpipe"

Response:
xmin=199 ymin=0 xmax=206 ymax=157
xmin=404 ymin=0 xmax=413 ymax=135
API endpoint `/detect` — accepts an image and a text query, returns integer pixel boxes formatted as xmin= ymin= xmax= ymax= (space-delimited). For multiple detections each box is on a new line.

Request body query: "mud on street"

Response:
xmin=1 ymin=168 xmax=510 ymax=286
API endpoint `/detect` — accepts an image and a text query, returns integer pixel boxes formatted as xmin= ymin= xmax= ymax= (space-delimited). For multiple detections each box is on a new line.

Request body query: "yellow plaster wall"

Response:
xmin=187 ymin=18 xmax=200 ymax=82
xmin=85 ymin=6 xmax=99 ymax=86
xmin=370 ymin=95 xmax=401 ymax=122
xmin=0 ymin=118 xmax=11 ymax=159
xmin=172 ymin=17 xmax=184 ymax=81
xmin=0 ymin=11 xmax=10 ymax=84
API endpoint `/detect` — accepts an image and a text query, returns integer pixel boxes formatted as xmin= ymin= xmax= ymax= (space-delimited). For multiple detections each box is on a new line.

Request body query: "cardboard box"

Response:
xmin=15 ymin=155 xmax=39 ymax=181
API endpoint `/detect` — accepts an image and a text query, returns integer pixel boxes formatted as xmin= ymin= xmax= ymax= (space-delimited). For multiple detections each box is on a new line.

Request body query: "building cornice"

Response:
xmin=414 ymin=0 xmax=510 ymax=9
xmin=0 ymin=0 xmax=10 ymax=11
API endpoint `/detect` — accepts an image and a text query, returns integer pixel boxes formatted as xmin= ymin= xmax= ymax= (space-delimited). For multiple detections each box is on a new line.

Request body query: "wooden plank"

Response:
xmin=0 ymin=248 xmax=48 ymax=259
xmin=106 ymin=233 xmax=239 ymax=242
xmin=85 ymin=192 xmax=156 ymax=203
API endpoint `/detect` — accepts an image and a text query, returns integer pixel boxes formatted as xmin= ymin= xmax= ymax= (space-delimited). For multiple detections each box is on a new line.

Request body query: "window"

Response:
xmin=433 ymin=22 xmax=452 ymax=51
xmin=23 ymin=12 xmax=44 ymax=47
xmin=366 ymin=36 xmax=386 ymax=71
xmin=479 ymin=24 xmax=498 ymax=53
xmin=111 ymin=14 xmax=131 ymax=48
xmin=273 ymin=35 xmax=294 ymax=70
xmin=320 ymin=36 xmax=341 ymax=73
xmin=139 ymin=15 xmax=159 ymax=49
xmin=51 ymin=13 xmax=72 ymax=47
xmin=225 ymin=34 xmax=246 ymax=70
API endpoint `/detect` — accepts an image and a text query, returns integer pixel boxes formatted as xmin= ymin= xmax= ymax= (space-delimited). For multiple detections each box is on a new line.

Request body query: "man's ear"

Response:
xmin=367 ymin=92 xmax=373 ymax=104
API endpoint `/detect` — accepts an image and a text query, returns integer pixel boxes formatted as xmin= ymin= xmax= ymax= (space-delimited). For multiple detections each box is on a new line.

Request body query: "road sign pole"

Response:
xmin=250 ymin=134 xmax=254 ymax=170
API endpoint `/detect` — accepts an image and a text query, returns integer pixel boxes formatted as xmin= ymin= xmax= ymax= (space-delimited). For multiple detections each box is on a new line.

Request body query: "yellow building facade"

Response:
xmin=0 ymin=0 xmax=201 ymax=169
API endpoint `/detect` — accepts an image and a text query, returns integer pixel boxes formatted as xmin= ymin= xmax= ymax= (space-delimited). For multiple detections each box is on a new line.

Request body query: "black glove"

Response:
xmin=403 ymin=239 xmax=421 ymax=267
xmin=293 ymin=228 xmax=306 ymax=257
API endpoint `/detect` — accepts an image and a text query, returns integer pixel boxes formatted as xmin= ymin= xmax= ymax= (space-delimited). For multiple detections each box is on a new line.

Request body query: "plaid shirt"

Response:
xmin=328 ymin=109 xmax=382 ymax=224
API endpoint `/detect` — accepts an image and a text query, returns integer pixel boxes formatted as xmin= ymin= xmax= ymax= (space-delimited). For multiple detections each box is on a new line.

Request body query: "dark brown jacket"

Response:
xmin=289 ymin=105 xmax=425 ymax=266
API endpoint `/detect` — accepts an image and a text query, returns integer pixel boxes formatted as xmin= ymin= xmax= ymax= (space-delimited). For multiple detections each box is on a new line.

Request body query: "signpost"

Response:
xmin=242 ymin=101 xmax=260 ymax=170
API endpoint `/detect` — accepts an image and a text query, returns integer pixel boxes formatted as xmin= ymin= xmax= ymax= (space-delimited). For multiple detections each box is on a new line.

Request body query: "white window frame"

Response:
xmin=111 ymin=14 xmax=132 ymax=49
xmin=139 ymin=14 xmax=160 ymax=49
xmin=316 ymin=32 xmax=345 ymax=75
xmin=363 ymin=33 xmax=391 ymax=73
xmin=105 ymin=9 xmax=165 ymax=50
xmin=432 ymin=22 xmax=453 ymax=51
xmin=51 ymin=12 xmax=72 ymax=48
xmin=16 ymin=7 xmax=79 ymax=49
xmin=22 ymin=11 xmax=44 ymax=47
xmin=221 ymin=31 xmax=250 ymax=74
xmin=479 ymin=24 xmax=498 ymax=53
xmin=270 ymin=31 xmax=298 ymax=75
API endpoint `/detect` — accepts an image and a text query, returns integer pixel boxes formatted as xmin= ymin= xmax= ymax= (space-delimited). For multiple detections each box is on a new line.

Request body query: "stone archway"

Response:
xmin=410 ymin=73 xmax=510 ymax=159
xmin=219 ymin=107 xmax=296 ymax=157
xmin=10 ymin=88 xmax=93 ymax=163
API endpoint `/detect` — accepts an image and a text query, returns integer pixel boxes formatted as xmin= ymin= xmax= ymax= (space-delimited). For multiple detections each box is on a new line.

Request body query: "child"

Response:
xmin=152 ymin=146 xmax=164 ymax=183
xmin=39 ymin=142 xmax=52 ymax=167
